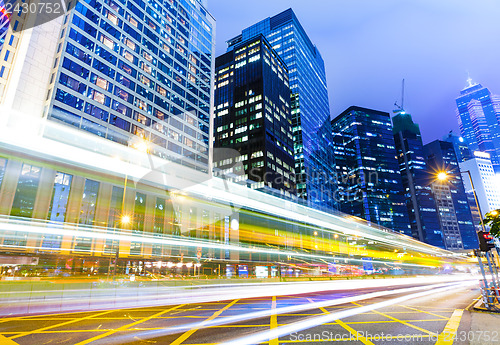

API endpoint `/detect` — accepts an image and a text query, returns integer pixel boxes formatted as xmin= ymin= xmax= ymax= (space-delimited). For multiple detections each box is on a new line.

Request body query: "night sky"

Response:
xmin=207 ymin=0 xmax=500 ymax=144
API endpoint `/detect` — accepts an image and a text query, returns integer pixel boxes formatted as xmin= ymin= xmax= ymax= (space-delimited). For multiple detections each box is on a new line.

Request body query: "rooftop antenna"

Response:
xmin=393 ymin=79 xmax=405 ymax=114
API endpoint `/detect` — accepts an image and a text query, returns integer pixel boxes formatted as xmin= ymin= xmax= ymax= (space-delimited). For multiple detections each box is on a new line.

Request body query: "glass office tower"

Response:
xmin=213 ymin=35 xmax=296 ymax=197
xmin=392 ymin=112 xmax=444 ymax=247
xmin=423 ymin=140 xmax=478 ymax=250
xmin=44 ymin=0 xmax=215 ymax=172
xmin=332 ymin=106 xmax=411 ymax=235
xmin=455 ymin=79 xmax=500 ymax=172
xmin=226 ymin=9 xmax=336 ymax=211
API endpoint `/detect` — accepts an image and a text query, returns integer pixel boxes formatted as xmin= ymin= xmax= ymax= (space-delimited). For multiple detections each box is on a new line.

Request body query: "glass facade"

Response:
xmin=332 ymin=106 xmax=411 ymax=235
xmin=47 ymin=172 xmax=73 ymax=222
xmin=442 ymin=132 xmax=472 ymax=163
xmin=226 ymin=9 xmax=336 ymax=211
xmin=392 ymin=112 xmax=444 ymax=247
xmin=46 ymin=0 xmax=215 ymax=171
xmin=214 ymin=35 xmax=295 ymax=197
xmin=79 ymin=178 xmax=100 ymax=225
xmin=11 ymin=164 xmax=41 ymax=218
xmin=423 ymin=140 xmax=478 ymax=250
xmin=455 ymin=80 xmax=500 ymax=172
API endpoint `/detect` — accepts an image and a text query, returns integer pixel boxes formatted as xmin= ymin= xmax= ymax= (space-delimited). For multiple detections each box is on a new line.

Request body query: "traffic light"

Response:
xmin=477 ymin=231 xmax=495 ymax=252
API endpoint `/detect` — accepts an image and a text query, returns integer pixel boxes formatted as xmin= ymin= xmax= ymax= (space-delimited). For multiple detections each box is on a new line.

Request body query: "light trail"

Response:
xmin=0 ymin=115 xmax=462 ymax=259
xmin=0 ymin=275 xmax=479 ymax=317
xmin=91 ymin=279 xmax=477 ymax=344
xmin=220 ymin=280 xmax=477 ymax=345
xmin=0 ymin=216 xmax=446 ymax=268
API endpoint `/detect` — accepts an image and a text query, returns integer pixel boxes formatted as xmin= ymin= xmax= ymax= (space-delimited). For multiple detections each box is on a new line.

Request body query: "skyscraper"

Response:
xmin=213 ymin=34 xmax=296 ymax=197
xmin=455 ymin=79 xmax=500 ymax=172
xmin=423 ymin=140 xmax=478 ymax=250
xmin=459 ymin=151 xmax=500 ymax=216
xmin=226 ymin=9 xmax=336 ymax=211
xmin=442 ymin=132 xmax=472 ymax=163
xmin=1 ymin=0 xmax=216 ymax=172
xmin=332 ymin=106 xmax=410 ymax=235
xmin=392 ymin=112 xmax=444 ymax=247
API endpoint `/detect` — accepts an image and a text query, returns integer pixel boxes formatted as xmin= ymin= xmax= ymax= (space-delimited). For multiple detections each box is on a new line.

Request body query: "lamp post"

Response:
xmin=437 ymin=170 xmax=486 ymax=232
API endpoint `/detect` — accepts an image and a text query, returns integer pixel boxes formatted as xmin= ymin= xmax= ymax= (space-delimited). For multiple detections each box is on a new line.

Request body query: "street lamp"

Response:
xmin=437 ymin=172 xmax=448 ymax=181
xmin=437 ymin=170 xmax=486 ymax=232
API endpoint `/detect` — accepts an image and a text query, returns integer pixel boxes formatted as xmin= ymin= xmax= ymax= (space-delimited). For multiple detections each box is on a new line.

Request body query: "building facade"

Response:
xmin=455 ymin=79 xmax=500 ymax=172
xmin=1 ymin=0 xmax=215 ymax=172
xmin=213 ymin=35 xmax=296 ymax=197
xmin=392 ymin=112 xmax=444 ymax=247
xmin=226 ymin=9 xmax=336 ymax=211
xmin=423 ymin=140 xmax=478 ymax=250
xmin=442 ymin=132 xmax=472 ymax=163
xmin=332 ymin=106 xmax=410 ymax=235
xmin=459 ymin=151 xmax=500 ymax=216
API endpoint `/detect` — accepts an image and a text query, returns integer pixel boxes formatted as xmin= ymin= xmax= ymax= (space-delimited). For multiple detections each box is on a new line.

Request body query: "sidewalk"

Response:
xmin=461 ymin=296 xmax=500 ymax=345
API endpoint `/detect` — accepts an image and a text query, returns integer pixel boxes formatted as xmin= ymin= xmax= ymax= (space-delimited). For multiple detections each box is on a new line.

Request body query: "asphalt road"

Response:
xmin=0 ymin=281 xmax=488 ymax=345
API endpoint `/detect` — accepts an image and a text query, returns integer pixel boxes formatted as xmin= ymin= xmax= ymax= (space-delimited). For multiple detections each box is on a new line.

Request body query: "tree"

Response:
xmin=483 ymin=209 xmax=500 ymax=237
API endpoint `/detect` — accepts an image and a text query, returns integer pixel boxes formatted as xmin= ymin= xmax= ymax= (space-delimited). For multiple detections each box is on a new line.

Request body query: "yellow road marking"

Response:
xmin=307 ymin=298 xmax=374 ymax=345
xmin=0 ymin=334 xmax=19 ymax=344
xmin=74 ymin=304 xmax=185 ymax=345
xmin=434 ymin=309 xmax=463 ymax=345
xmin=399 ymin=305 xmax=450 ymax=319
xmin=269 ymin=296 xmax=278 ymax=345
xmin=9 ymin=310 xmax=115 ymax=340
xmin=335 ymin=318 xmax=375 ymax=345
xmin=170 ymin=299 xmax=238 ymax=345
xmin=351 ymin=302 xmax=437 ymax=336
xmin=323 ymin=318 xmax=449 ymax=325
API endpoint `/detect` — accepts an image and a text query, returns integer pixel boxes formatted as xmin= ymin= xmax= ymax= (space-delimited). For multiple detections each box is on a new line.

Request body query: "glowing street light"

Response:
xmin=437 ymin=172 xmax=448 ymax=181
xmin=121 ymin=215 xmax=131 ymax=224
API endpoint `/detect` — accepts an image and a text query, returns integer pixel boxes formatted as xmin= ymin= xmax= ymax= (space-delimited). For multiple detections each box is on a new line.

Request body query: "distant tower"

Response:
xmin=455 ymin=79 xmax=500 ymax=172
xmin=423 ymin=140 xmax=479 ymax=250
xmin=332 ymin=106 xmax=411 ymax=235
xmin=392 ymin=112 xmax=444 ymax=247
xmin=213 ymin=34 xmax=296 ymax=197
xmin=226 ymin=9 xmax=337 ymax=211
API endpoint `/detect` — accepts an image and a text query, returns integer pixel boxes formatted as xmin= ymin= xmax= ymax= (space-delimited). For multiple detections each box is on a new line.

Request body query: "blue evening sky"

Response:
xmin=207 ymin=0 xmax=500 ymax=143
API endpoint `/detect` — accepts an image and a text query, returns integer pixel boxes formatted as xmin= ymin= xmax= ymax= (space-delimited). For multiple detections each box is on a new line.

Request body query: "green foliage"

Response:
xmin=483 ymin=209 xmax=500 ymax=237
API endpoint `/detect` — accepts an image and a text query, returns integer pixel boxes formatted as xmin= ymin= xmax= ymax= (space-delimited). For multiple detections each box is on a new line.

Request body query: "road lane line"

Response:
xmin=399 ymin=305 xmax=450 ymax=319
xmin=0 ymin=334 xmax=19 ymax=344
xmin=9 ymin=310 xmax=116 ymax=340
xmin=170 ymin=299 xmax=239 ymax=345
xmin=307 ymin=298 xmax=374 ymax=345
xmin=269 ymin=296 xmax=278 ymax=345
xmin=351 ymin=302 xmax=438 ymax=336
xmin=220 ymin=282 xmax=472 ymax=345
xmin=75 ymin=304 xmax=185 ymax=345
xmin=434 ymin=309 xmax=463 ymax=345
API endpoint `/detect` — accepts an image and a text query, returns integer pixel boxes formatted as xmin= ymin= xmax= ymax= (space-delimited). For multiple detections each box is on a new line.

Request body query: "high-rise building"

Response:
xmin=459 ymin=151 xmax=500 ymax=216
xmin=1 ymin=0 xmax=216 ymax=172
xmin=226 ymin=9 xmax=336 ymax=211
xmin=213 ymin=34 xmax=296 ymax=197
xmin=392 ymin=112 xmax=444 ymax=247
xmin=423 ymin=140 xmax=478 ymax=250
xmin=455 ymin=79 xmax=500 ymax=172
xmin=332 ymin=106 xmax=410 ymax=235
xmin=442 ymin=131 xmax=471 ymax=163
